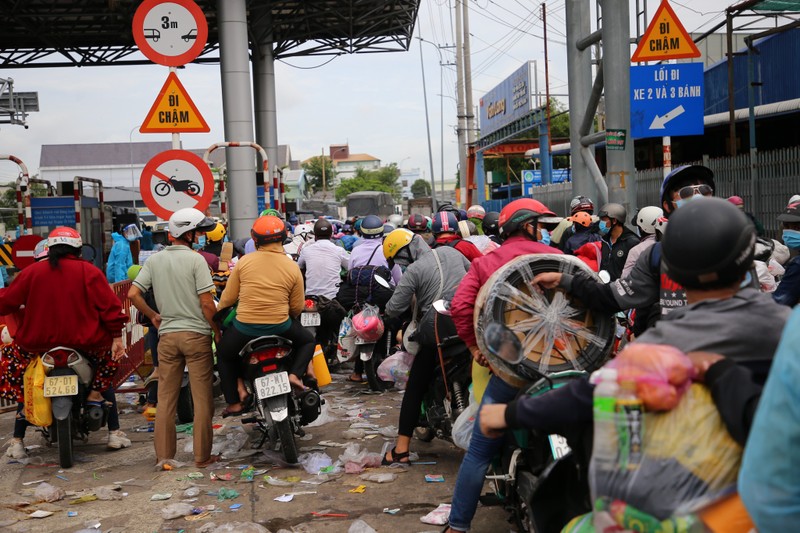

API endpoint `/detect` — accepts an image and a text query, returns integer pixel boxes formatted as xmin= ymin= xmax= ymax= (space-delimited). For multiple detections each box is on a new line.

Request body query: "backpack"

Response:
xmin=137 ymin=289 xmax=159 ymax=328
xmin=212 ymin=242 xmax=234 ymax=295
xmin=346 ymin=245 xmax=393 ymax=292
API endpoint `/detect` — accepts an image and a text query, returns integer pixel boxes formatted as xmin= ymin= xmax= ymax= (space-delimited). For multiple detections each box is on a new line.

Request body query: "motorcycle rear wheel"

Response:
xmin=276 ymin=418 xmax=298 ymax=464
xmin=364 ymin=350 xmax=391 ymax=392
xmin=56 ymin=415 xmax=74 ymax=468
xmin=414 ymin=427 xmax=435 ymax=442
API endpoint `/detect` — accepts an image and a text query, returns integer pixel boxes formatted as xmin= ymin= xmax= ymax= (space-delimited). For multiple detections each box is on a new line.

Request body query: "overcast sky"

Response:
xmin=0 ymin=0 xmax=736 ymax=185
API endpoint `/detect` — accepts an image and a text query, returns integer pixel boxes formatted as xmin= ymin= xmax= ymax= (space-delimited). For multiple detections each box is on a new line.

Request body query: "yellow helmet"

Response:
xmin=383 ymin=228 xmax=414 ymax=260
xmin=206 ymin=222 xmax=226 ymax=242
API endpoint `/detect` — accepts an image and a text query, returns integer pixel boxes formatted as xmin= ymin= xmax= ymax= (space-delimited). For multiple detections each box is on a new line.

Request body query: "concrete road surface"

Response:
xmin=0 ymin=370 xmax=510 ymax=533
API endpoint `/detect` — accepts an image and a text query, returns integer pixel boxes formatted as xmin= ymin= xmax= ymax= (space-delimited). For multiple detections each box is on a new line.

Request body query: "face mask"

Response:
xmin=539 ymin=228 xmax=551 ymax=246
xmin=598 ymin=220 xmax=610 ymax=236
xmin=783 ymin=229 xmax=800 ymax=250
xmin=740 ymin=271 xmax=753 ymax=289
xmin=198 ymin=236 xmax=207 ymax=247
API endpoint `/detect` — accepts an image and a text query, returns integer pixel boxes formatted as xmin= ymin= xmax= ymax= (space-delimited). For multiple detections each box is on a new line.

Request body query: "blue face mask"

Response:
xmin=740 ymin=271 xmax=753 ymax=289
xmin=539 ymin=228 xmax=551 ymax=246
xmin=598 ymin=220 xmax=610 ymax=236
xmin=783 ymin=229 xmax=800 ymax=250
xmin=198 ymin=236 xmax=207 ymax=247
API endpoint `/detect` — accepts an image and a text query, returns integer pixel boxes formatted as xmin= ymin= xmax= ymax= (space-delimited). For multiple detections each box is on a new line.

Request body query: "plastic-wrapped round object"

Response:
xmin=351 ymin=306 xmax=385 ymax=342
xmin=474 ymin=254 xmax=615 ymax=387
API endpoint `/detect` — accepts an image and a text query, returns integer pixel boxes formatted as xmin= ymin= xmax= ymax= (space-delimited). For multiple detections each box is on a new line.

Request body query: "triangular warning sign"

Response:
xmin=140 ymin=72 xmax=210 ymax=133
xmin=631 ymin=0 xmax=701 ymax=62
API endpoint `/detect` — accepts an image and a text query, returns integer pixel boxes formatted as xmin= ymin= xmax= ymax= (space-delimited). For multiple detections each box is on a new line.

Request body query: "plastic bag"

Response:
xmin=589 ymin=381 xmax=744 ymax=527
xmin=420 ymin=503 xmax=452 ymax=525
xmin=339 ymin=443 xmax=382 ymax=474
xmin=348 ymin=519 xmax=377 ymax=533
xmin=211 ymin=522 xmax=269 ymax=533
xmin=337 ymin=315 xmax=356 ymax=363
xmin=606 ymin=343 xmax=696 ymax=411
xmin=452 ymin=397 xmax=478 ymax=451
xmin=297 ymin=451 xmax=333 ymax=474
xmin=351 ymin=304 xmax=384 ymax=342
xmin=23 ymin=357 xmax=52 ymax=427
xmin=377 ymin=350 xmax=414 ymax=389
xmin=34 ymin=482 xmax=65 ymax=502
xmin=162 ymin=502 xmax=195 ymax=520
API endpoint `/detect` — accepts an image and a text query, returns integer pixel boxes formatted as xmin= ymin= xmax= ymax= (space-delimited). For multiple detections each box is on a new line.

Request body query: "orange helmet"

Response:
xmin=567 ymin=211 xmax=593 ymax=228
xmin=251 ymin=215 xmax=286 ymax=246
xmin=48 ymin=227 xmax=82 ymax=249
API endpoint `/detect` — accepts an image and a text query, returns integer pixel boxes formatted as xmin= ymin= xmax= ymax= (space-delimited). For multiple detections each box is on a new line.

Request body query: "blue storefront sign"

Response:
xmin=30 ymin=197 xmax=76 ymax=227
xmin=479 ymin=61 xmax=536 ymax=137
xmin=630 ymin=63 xmax=704 ymax=139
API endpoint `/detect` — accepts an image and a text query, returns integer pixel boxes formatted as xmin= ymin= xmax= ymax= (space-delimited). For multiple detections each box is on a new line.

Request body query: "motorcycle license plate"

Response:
xmin=43 ymin=375 xmax=78 ymax=398
xmin=548 ymin=434 xmax=571 ymax=460
xmin=301 ymin=312 xmax=321 ymax=327
xmin=254 ymin=372 xmax=291 ymax=400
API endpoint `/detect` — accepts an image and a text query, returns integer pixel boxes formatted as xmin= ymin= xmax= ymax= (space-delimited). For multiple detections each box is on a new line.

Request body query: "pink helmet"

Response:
xmin=727 ymin=195 xmax=744 ymax=207
xmin=351 ymin=309 xmax=385 ymax=342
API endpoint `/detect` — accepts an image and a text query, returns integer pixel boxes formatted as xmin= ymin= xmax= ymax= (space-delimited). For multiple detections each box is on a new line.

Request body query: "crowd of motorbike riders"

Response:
xmin=1 ymin=163 xmax=799 ymax=531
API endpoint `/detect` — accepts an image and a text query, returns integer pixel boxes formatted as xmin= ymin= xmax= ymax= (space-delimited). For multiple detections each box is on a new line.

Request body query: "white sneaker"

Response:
xmin=5 ymin=438 xmax=28 ymax=459
xmin=107 ymin=430 xmax=131 ymax=450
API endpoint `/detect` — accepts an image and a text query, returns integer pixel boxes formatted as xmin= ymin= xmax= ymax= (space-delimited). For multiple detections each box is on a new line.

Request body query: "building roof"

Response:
xmin=40 ymin=142 xmax=172 ymax=168
xmin=333 ymin=153 xmax=380 ymax=164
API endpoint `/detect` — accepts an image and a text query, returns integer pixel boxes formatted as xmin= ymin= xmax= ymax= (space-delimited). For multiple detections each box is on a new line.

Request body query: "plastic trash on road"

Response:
xmin=420 ymin=503 xmax=452 ymax=525
xmin=339 ymin=443 xmax=382 ymax=474
xmin=359 ymin=472 xmax=397 ymax=483
xmin=161 ymin=502 xmax=195 ymax=520
xmin=348 ymin=519 xmax=378 ymax=533
xmin=210 ymin=522 xmax=269 ymax=533
xmin=34 ymin=482 xmax=65 ymax=502
xmin=297 ymin=452 xmax=333 ymax=474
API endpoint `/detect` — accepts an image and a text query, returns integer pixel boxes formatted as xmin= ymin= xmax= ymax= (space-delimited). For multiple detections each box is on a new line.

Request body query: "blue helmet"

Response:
xmin=431 ymin=212 xmax=458 ymax=235
xmin=360 ymin=215 xmax=384 ymax=239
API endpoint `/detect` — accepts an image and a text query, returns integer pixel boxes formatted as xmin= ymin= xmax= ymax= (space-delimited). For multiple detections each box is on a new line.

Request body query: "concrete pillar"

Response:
xmin=253 ymin=8 xmax=279 ymax=217
xmin=218 ymin=0 xmax=256 ymax=239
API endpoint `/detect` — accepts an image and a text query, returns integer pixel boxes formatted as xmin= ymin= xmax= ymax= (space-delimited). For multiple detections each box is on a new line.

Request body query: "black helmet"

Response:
xmin=313 ymin=218 xmax=333 ymax=239
xmin=598 ymin=203 xmax=627 ymax=224
xmin=483 ymin=211 xmax=500 ymax=236
xmin=660 ymin=165 xmax=715 ymax=210
xmin=662 ymin=197 xmax=756 ymax=289
xmin=570 ymin=195 xmax=594 ymax=216
xmin=359 ymin=215 xmax=384 ymax=239
xmin=438 ymin=203 xmax=459 ymax=214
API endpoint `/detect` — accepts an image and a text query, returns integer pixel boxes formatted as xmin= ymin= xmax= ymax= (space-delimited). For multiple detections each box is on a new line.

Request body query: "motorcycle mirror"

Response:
xmin=432 ymin=299 xmax=450 ymax=316
xmin=483 ymin=323 xmax=525 ymax=365
xmin=374 ymin=275 xmax=391 ymax=289
xmin=598 ymin=270 xmax=611 ymax=284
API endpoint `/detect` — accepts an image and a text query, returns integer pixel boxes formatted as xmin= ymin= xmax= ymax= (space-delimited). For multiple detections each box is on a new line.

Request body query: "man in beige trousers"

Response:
xmin=129 ymin=208 xmax=221 ymax=468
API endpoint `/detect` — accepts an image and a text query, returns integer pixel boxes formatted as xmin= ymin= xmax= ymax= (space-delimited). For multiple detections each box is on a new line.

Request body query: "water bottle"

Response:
xmin=592 ymin=368 xmax=619 ymax=471
xmin=616 ymin=379 xmax=644 ymax=470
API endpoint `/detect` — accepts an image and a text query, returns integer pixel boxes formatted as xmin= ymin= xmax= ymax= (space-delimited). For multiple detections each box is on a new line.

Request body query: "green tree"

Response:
xmin=301 ymin=155 xmax=337 ymax=194
xmin=410 ymin=179 xmax=431 ymax=198
xmin=334 ymin=165 xmax=401 ymax=202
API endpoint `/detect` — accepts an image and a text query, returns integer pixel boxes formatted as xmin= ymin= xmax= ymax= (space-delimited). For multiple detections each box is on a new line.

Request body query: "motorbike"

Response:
xmin=301 ymin=295 xmax=343 ymax=370
xmin=38 ymin=346 xmax=108 ymax=468
xmin=154 ymin=177 xmax=200 ymax=197
xmin=482 ymin=323 xmax=591 ymax=533
xmin=350 ymin=302 xmax=394 ymax=392
xmin=142 ymin=366 xmax=195 ymax=424
xmin=239 ymin=336 xmax=322 ymax=464
xmin=414 ymin=299 xmax=473 ymax=443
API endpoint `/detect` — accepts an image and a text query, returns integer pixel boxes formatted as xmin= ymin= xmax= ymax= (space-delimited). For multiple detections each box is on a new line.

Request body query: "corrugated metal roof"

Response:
xmin=40 ymin=142 xmax=172 ymax=167
xmin=704 ymin=97 xmax=800 ymax=125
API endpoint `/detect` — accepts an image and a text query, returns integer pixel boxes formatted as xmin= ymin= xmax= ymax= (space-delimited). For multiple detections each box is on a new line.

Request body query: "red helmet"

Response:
xmin=351 ymin=309 xmax=385 ymax=342
xmin=498 ymin=199 xmax=554 ymax=237
xmin=48 ymin=227 xmax=82 ymax=249
xmin=251 ymin=215 xmax=286 ymax=246
xmin=727 ymin=195 xmax=744 ymax=207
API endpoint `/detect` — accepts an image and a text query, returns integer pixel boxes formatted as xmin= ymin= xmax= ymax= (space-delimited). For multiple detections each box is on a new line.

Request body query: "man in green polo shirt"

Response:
xmin=129 ymin=208 xmax=220 ymax=468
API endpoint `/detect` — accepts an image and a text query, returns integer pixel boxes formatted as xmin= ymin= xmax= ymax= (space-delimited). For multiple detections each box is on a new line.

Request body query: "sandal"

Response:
xmin=221 ymin=407 xmax=245 ymax=418
xmin=381 ymin=447 xmax=410 ymax=466
xmin=347 ymin=375 xmax=365 ymax=383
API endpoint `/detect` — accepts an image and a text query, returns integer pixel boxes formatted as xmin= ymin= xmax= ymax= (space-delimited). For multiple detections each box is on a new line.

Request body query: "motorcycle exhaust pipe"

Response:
xmin=85 ymin=403 xmax=106 ymax=432
xmin=299 ymin=390 xmax=321 ymax=425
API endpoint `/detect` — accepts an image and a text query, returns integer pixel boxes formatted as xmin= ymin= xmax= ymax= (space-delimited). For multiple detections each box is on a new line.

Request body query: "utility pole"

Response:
xmin=462 ymin=0 xmax=476 ymax=206
xmin=321 ymin=147 xmax=326 ymax=197
xmin=542 ymin=3 xmax=553 ymax=185
xmin=418 ymin=36 xmax=439 ymax=210
xmin=454 ymin=0 xmax=467 ymax=207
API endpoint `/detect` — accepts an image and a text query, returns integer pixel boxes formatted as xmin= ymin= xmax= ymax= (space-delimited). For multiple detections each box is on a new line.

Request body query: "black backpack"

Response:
xmin=136 ymin=289 xmax=159 ymax=328
xmin=346 ymin=246 xmax=393 ymax=292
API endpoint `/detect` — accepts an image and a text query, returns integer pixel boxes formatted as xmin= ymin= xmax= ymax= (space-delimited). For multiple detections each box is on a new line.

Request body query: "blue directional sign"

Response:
xmin=630 ymin=63 xmax=704 ymax=139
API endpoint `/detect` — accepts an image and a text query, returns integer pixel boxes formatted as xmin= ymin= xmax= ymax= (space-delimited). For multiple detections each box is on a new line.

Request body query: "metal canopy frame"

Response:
xmin=0 ymin=0 xmax=420 ymax=68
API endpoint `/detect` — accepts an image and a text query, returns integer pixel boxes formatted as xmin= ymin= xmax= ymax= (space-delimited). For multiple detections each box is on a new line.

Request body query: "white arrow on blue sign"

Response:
xmin=630 ymin=63 xmax=704 ymax=139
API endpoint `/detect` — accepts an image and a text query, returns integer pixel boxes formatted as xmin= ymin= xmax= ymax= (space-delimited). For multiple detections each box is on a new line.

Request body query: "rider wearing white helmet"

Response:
xmin=621 ymin=206 xmax=663 ymax=279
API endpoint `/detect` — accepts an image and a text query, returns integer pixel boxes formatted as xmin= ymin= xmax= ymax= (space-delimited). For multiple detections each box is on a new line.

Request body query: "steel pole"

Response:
xmin=601 ymin=0 xmax=637 ymax=211
xmin=218 ymin=0 xmax=256 ymax=239
xmin=565 ymin=0 xmax=597 ymax=202
xmin=418 ymin=39 xmax=439 ymax=210
xmin=253 ymin=9 xmax=280 ymax=216
xmin=454 ymin=0 xmax=467 ymax=206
